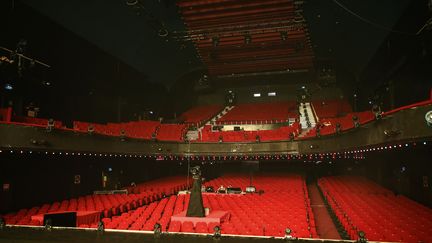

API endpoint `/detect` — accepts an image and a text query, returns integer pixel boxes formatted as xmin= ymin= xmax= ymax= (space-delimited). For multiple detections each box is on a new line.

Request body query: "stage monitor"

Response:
xmin=227 ymin=187 xmax=242 ymax=194
xmin=44 ymin=212 xmax=77 ymax=227
xmin=245 ymin=186 xmax=256 ymax=193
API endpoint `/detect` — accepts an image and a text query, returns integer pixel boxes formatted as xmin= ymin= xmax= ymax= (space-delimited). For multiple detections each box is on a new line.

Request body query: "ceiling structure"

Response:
xmin=176 ymin=0 xmax=314 ymax=77
xmin=12 ymin=0 xmax=424 ymax=87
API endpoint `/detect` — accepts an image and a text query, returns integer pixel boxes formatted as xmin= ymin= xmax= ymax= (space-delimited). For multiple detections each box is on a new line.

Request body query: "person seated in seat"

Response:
xmin=217 ymin=185 xmax=226 ymax=194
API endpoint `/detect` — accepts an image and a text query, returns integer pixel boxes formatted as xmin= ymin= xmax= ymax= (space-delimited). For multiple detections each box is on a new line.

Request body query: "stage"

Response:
xmin=0 ymin=226 xmax=369 ymax=243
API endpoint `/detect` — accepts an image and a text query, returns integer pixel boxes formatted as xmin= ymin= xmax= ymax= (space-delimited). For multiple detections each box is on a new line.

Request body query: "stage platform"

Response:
xmin=170 ymin=210 xmax=230 ymax=226
xmin=0 ymin=226 xmax=365 ymax=243
xmin=31 ymin=211 xmax=100 ymax=227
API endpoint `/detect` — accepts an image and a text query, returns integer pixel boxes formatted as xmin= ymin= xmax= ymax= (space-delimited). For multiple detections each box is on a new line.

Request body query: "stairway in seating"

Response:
xmin=299 ymin=102 xmax=317 ymax=129
xmin=307 ymin=183 xmax=341 ymax=240
xmin=186 ymin=105 xmax=234 ymax=141
xmin=206 ymin=105 xmax=234 ymax=125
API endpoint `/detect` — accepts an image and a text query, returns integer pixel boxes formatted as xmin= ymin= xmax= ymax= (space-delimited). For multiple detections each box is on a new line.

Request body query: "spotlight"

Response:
xmin=190 ymin=166 xmax=201 ymax=179
xmin=335 ymin=123 xmax=341 ymax=134
xmin=4 ymin=83 xmax=13 ymax=91
xmin=244 ymin=34 xmax=252 ymax=44
xmin=425 ymin=110 xmax=432 ymax=127
xmin=46 ymin=119 xmax=54 ymax=132
xmin=352 ymin=115 xmax=360 ymax=128
xmin=0 ymin=217 xmax=5 ymax=229
xmin=158 ymin=28 xmax=168 ymax=37
xmin=285 ymin=228 xmax=294 ymax=239
xmin=97 ymin=221 xmax=104 ymax=232
xmin=44 ymin=218 xmax=52 ymax=230
xmin=357 ymin=231 xmax=367 ymax=243
xmin=280 ymin=31 xmax=288 ymax=41
xmin=126 ymin=0 xmax=138 ymax=6
xmin=289 ymin=132 xmax=295 ymax=141
xmin=213 ymin=225 xmax=221 ymax=237
xmin=88 ymin=125 xmax=95 ymax=134
xmin=120 ymin=129 xmax=126 ymax=141
xmin=372 ymin=105 xmax=382 ymax=119
xmin=153 ymin=223 xmax=161 ymax=234
xmin=212 ymin=36 xmax=220 ymax=47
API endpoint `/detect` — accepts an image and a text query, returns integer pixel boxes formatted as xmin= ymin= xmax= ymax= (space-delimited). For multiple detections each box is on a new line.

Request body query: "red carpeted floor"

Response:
xmin=308 ymin=184 xmax=341 ymax=240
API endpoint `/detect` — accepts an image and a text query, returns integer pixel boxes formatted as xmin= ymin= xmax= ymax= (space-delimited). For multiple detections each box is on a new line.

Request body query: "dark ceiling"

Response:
xmin=18 ymin=0 xmax=425 ymax=87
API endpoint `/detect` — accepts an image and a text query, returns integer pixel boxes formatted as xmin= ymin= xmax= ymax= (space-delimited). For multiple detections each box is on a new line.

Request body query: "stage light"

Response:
xmin=425 ymin=110 xmax=432 ymax=126
xmin=158 ymin=28 xmax=168 ymax=37
xmin=97 ymin=221 xmax=104 ymax=232
xmin=153 ymin=223 xmax=161 ymax=234
xmin=424 ymin=141 xmax=427 ymax=145
xmin=46 ymin=119 xmax=54 ymax=132
xmin=287 ymin=132 xmax=294 ymax=141
xmin=4 ymin=83 xmax=13 ymax=91
xmin=88 ymin=125 xmax=94 ymax=134
xmin=212 ymin=36 xmax=220 ymax=47
xmin=0 ymin=216 xmax=5 ymax=229
xmin=285 ymin=228 xmax=294 ymax=239
xmin=244 ymin=34 xmax=252 ymax=44
xmin=126 ymin=0 xmax=138 ymax=6
xmin=45 ymin=218 xmax=52 ymax=230
xmin=357 ymin=231 xmax=367 ymax=243
xmin=213 ymin=225 xmax=221 ymax=237
xmin=280 ymin=31 xmax=288 ymax=41
xmin=335 ymin=123 xmax=341 ymax=134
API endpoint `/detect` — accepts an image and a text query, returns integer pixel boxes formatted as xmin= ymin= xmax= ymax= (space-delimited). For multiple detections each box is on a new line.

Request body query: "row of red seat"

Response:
xmin=179 ymin=105 xmax=223 ymax=126
xmin=73 ymin=120 xmax=160 ymax=139
xmin=1 ymin=176 xmax=189 ymax=227
xmin=156 ymin=124 xmax=188 ymax=142
xmin=302 ymin=111 xmax=375 ymax=138
xmin=0 ymin=107 xmax=12 ymax=122
xmin=319 ymin=176 xmax=432 ymax=243
xmin=12 ymin=116 xmax=64 ymax=128
xmin=216 ymin=102 xmax=298 ymax=125
xmin=105 ymin=174 xmax=317 ymax=238
xmin=73 ymin=121 xmax=189 ymax=142
xmin=198 ymin=122 xmax=301 ymax=142
xmin=312 ymin=100 xmax=352 ymax=118
xmin=202 ymin=174 xmax=317 ymax=237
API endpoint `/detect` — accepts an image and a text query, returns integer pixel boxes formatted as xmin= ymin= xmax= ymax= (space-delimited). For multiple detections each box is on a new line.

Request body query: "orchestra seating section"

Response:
xmin=318 ymin=176 xmax=432 ymax=243
xmin=216 ymin=102 xmax=298 ymax=125
xmin=178 ymin=105 xmax=223 ymax=126
xmin=1 ymin=176 xmax=189 ymax=227
xmin=311 ymin=100 xmax=353 ymax=118
xmin=199 ymin=122 xmax=301 ymax=142
xmin=102 ymin=174 xmax=318 ymax=238
xmin=155 ymin=124 xmax=188 ymax=142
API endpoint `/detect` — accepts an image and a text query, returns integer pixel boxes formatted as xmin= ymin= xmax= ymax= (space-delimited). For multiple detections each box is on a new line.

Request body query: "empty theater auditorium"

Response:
xmin=1 ymin=1 xmax=432 ymax=243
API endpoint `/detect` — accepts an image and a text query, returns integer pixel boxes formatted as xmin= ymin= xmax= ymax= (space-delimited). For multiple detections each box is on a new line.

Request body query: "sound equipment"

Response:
xmin=245 ymin=186 xmax=256 ymax=193
xmin=227 ymin=187 xmax=242 ymax=194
